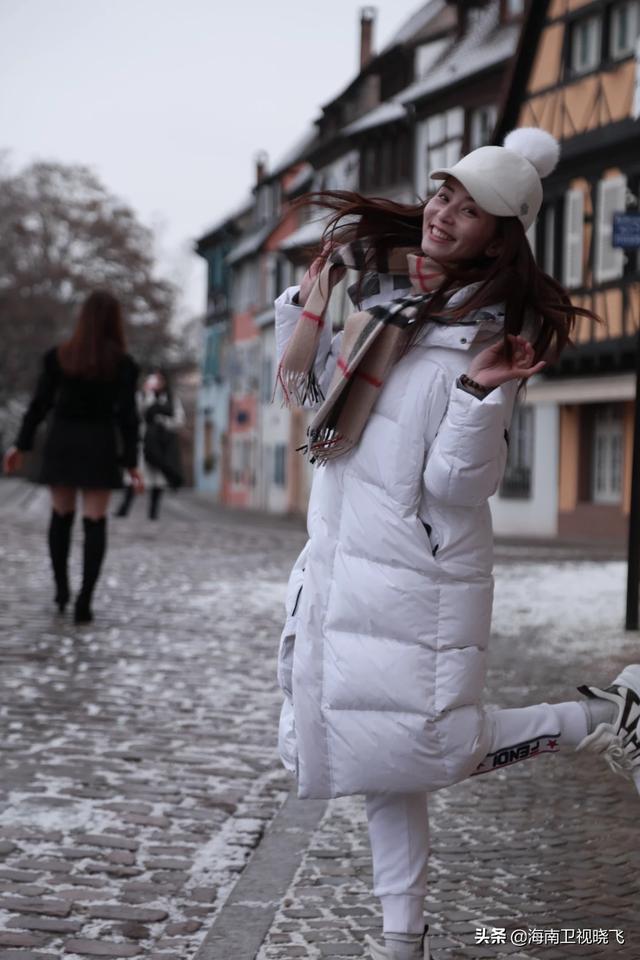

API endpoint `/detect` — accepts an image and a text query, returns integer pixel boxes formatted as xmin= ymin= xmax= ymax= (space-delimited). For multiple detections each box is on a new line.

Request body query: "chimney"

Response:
xmin=255 ymin=150 xmax=268 ymax=186
xmin=359 ymin=7 xmax=376 ymax=70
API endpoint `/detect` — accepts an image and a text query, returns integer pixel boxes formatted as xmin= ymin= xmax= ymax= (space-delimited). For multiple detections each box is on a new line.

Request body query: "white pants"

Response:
xmin=366 ymin=700 xmax=588 ymax=934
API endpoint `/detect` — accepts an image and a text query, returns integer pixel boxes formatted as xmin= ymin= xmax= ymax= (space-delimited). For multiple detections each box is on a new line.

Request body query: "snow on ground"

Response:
xmin=492 ymin=560 xmax=628 ymax=655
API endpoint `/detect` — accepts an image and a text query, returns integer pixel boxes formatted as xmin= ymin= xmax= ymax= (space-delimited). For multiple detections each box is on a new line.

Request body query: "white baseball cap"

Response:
xmin=429 ymin=128 xmax=560 ymax=232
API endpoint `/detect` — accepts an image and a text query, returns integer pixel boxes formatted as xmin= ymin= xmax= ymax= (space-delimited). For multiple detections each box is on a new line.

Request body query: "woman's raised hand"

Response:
xmin=298 ymin=244 xmax=346 ymax=307
xmin=127 ymin=467 xmax=145 ymax=494
xmin=2 ymin=446 xmax=23 ymax=475
xmin=466 ymin=335 xmax=545 ymax=390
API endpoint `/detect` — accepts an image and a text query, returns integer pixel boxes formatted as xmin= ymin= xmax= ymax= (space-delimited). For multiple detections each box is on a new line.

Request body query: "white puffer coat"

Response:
xmin=275 ymin=278 xmax=519 ymax=799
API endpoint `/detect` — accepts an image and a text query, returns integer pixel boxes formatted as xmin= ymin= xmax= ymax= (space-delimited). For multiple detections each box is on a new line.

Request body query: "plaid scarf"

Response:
xmin=276 ymin=242 xmax=447 ymax=463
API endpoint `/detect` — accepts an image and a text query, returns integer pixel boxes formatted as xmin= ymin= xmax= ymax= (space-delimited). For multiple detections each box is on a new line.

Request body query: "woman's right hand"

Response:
xmin=2 ymin=446 xmax=23 ymax=475
xmin=298 ymin=245 xmax=346 ymax=307
xmin=128 ymin=467 xmax=145 ymax=494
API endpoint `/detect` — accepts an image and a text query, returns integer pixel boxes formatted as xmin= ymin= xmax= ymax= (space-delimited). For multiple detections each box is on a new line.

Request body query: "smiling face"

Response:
xmin=421 ymin=177 xmax=502 ymax=263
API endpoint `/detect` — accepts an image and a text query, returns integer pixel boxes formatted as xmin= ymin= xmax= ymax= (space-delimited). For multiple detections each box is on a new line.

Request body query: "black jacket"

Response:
xmin=15 ymin=348 xmax=140 ymax=468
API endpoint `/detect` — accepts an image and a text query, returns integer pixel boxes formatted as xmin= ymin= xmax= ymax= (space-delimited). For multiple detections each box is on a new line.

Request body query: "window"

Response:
xmin=563 ymin=189 xmax=584 ymax=288
xmin=500 ymin=406 xmax=534 ymax=499
xmin=231 ymin=341 xmax=260 ymax=395
xmin=203 ymin=418 xmax=215 ymax=474
xmin=231 ymin=435 xmax=256 ymax=487
xmin=415 ymin=38 xmax=449 ymax=79
xmin=360 ymin=130 xmax=410 ymax=191
xmin=595 ymin=175 xmax=626 ymax=283
xmin=232 ymin=261 xmax=259 ymax=312
xmin=421 ymin=108 xmax=464 ymax=193
xmin=263 ymin=252 xmax=278 ymax=306
xmin=203 ymin=327 xmax=222 ymax=383
xmin=274 ymin=444 xmax=287 ymax=487
xmin=469 ymin=105 xmax=497 ymax=151
xmin=362 ymin=144 xmax=378 ymax=189
xmin=275 ymin=256 xmax=293 ymax=294
xmin=592 ymin=405 xmax=623 ymax=504
xmin=610 ymin=1 xmax=640 ymax=59
xmin=569 ymin=14 xmax=602 ymax=75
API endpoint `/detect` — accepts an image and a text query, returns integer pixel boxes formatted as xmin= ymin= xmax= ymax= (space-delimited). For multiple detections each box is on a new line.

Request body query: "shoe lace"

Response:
xmin=603 ymin=735 xmax=638 ymax=779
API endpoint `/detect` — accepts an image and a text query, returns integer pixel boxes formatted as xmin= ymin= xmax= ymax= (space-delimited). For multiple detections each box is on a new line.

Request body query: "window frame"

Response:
xmin=273 ymin=444 xmax=287 ymax=488
xmin=562 ymin=188 xmax=585 ymax=289
xmin=591 ymin=404 xmax=624 ymax=504
xmin=609 ymin=0 xmax=640 ymax=59
xmin=567 ymin=11 xmax=604 ymax=77
xmin=499 ymin=405 xmax=535 ymax=500
xmin=594 ymin=174 xmax=627 ymax=284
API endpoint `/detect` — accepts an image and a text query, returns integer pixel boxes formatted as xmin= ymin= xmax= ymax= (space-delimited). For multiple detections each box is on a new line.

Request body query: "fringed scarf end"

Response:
xmin=307 ymin=427 xmax=353 ymax=465
xmin=275 ymin=365 xmax=324 ymax=408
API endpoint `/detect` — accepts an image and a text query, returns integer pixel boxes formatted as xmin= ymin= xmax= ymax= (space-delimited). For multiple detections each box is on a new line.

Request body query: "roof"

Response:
xmin=399 ymin=2 xmax=518 ymax=104
xmin=226 ymin=222 xmax=273 ymax=265
xmin=264 ymin=126 xmax=318 ymax=183
xmin=278 ymin=217 xmax=326 ymax=252
xmin=342 ymin=100 xmax=406 ymax=136
xmin=196 ymin=196 xmax=251 ymax=250
xmin=381 ymin=0 xmax=447 ymax=52
xmin=284 ymin=163 xmax=314 ymax=197
xmin=318 ymin=0 xmax=451 ymax=115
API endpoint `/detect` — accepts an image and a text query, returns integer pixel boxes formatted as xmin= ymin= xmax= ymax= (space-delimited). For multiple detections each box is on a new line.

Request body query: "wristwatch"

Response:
xmin=457 ymin=373 xmax=490 ymax=400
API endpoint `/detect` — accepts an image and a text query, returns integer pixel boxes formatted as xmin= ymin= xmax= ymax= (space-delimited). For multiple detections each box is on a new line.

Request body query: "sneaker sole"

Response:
xmin=580 ymin=664 xmax=640 ymax=795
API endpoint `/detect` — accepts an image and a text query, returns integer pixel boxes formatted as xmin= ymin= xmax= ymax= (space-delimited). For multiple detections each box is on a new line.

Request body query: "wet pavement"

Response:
xmin=0 ymin=478 xmax=638 ymax=960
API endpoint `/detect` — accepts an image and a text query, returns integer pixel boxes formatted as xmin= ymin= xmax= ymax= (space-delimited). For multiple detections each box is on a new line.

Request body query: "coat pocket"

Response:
xmin=420 ymin=519 xmax=439 ymax=558
xmin=277 ymin=632 xmax=295 ymax=700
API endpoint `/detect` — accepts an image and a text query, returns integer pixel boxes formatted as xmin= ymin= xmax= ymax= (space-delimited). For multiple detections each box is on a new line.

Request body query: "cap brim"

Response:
xmin=429 ymin=168 xmax=516 ymax=219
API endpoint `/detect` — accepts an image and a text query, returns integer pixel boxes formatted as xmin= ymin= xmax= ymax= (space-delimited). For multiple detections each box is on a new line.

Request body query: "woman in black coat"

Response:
xmin=3 ymin=290 xmax=143 ymax=624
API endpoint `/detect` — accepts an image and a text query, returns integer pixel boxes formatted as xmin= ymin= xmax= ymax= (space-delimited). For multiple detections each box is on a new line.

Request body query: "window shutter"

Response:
xmin=595 ymin=175 xmax=626 ymax=283
xmin=563 ymin=189 xmax=584 ymax=288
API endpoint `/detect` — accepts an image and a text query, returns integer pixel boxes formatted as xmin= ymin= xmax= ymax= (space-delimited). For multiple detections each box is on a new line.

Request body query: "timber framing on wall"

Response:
xmin=495 ymin=0 xmax=551 ymax=140
xmin=493 ymin=0 xmax=640 ymax=377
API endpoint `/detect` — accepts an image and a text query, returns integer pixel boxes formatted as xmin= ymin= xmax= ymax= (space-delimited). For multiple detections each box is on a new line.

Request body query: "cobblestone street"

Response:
xmin=1 ymin=479 xmax=639 ymax=960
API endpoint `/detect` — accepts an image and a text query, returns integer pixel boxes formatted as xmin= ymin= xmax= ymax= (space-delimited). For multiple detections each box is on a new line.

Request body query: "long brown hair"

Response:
xmin=295 ymin=190 xmax=600 ymax=364
xmin=58 ymin=290 xmax=126 ymax=380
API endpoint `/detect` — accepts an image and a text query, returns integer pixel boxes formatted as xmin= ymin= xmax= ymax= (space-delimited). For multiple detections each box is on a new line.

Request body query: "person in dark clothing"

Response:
xmin=114 ymin=371 xmax=185 ymax=521
xmin=3 ymin=290 xmax=143 ymax=624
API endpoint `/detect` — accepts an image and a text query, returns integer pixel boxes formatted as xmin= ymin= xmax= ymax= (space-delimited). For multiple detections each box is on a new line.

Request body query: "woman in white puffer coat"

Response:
xmin=275 ymin=130 xmax=640 ymax=960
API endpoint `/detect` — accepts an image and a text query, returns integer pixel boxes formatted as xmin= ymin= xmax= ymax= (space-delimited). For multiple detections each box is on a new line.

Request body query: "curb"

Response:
xmin=194 ymin=789 xmax=327 ymax=960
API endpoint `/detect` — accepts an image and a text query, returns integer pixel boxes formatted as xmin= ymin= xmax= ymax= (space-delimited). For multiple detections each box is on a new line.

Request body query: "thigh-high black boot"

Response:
xmin=114 ymin=486 xmax=134 ymax=517
xmin=74 ymin=517 xmax=107 ymax=624
xmin=149 ymin=487 xmax=163 ymax=520
xmin=48 ymin=510 xmax=75 ymax=612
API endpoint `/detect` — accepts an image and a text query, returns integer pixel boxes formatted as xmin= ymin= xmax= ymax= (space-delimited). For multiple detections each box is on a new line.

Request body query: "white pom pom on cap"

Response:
xmin=503 ymin=127 xmax=560 ymax=179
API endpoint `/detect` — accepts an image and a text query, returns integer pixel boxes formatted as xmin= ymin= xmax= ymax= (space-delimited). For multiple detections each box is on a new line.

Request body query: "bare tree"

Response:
xmin=0 ymin=159 xmax=177 ymax=406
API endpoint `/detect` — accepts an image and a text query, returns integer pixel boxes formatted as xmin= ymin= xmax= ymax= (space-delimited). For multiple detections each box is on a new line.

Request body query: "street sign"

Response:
xmin=613 ymin=212 xmax=640 ymax=249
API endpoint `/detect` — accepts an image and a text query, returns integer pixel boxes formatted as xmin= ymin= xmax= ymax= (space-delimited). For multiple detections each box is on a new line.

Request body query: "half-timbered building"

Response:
xmin=491 ymin=0 xmax=640 ymax=540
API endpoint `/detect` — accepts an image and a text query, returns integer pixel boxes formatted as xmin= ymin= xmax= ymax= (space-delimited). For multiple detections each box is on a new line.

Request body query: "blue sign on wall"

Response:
xmin=613 ymin=213 xmax=640 ymax=249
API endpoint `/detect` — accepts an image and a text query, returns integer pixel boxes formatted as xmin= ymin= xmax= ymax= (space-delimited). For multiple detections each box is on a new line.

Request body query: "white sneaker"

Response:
xmin=577 ymin=664 xmax=640 ymax=790
xmin=365 ymin=925 xmax=430 ymax=960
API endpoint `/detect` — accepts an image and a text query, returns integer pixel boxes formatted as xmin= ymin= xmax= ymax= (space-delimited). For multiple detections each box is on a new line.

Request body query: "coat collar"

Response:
xmin=359 ymin=275 xmax=505 ymax=352
xmin=416 ymin=282 xmax=505 ymax=353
